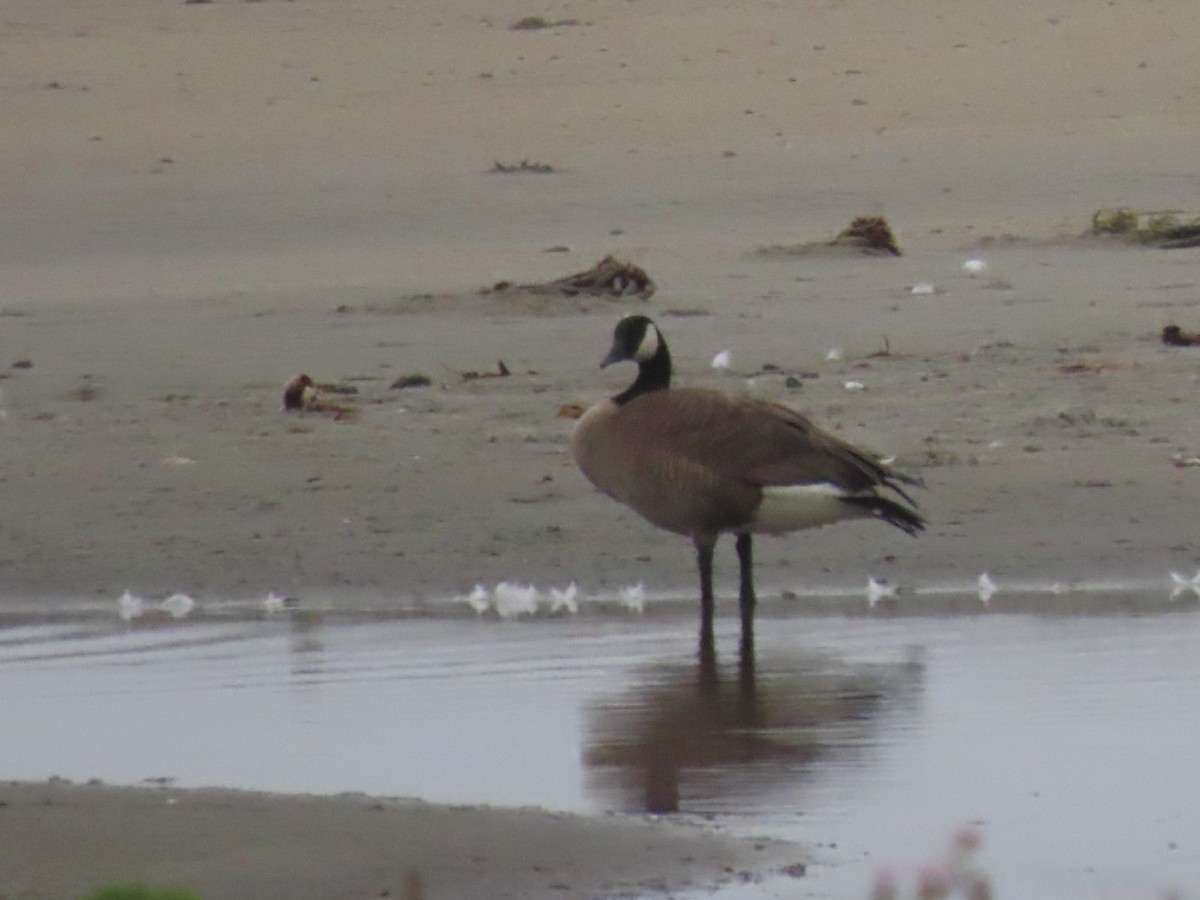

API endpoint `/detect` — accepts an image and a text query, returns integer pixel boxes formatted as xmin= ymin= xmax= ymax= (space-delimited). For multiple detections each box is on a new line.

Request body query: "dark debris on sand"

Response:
xmin=1161 ymin=324 xmax=1200 ymax=347
xmin=756 ymin=216 xmax=902 ymax=258
xmin=282 ymin=374 xmax=361 ymax=422
xmin=482 ymin=255 xmax=656 ymax=301
xmin=831 ymin=216 xmax=902 ymax=255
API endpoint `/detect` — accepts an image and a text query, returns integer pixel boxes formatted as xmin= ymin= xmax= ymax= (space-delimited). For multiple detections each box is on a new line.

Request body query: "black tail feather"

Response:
xmin=884 ymin=471 xmax=924 ymax=508
xmin=841 ymin=493 xmax=925 ymax=536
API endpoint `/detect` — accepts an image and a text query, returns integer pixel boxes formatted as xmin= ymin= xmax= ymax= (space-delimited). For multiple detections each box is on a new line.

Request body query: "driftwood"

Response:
xmin=482 ymin=256 xmax=656 ymax=300
xmin=1092 ymin=208 xmax=1200 ymax=249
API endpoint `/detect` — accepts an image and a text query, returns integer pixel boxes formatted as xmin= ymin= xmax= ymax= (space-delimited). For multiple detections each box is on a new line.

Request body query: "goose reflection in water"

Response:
xmin=584 ymin=647 xmax=925 ymax=815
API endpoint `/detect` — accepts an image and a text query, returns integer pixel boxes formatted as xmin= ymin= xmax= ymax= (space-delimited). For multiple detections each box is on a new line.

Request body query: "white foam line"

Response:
xmin=1 ymin=572 xmax=1193 ymax=627
xmin=909 ymin=577 xmax=1160 ymax=597
xmin=446 ymin=573 xmax=1196 ymax=616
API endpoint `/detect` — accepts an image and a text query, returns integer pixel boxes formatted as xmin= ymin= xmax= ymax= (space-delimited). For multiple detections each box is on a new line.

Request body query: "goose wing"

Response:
xmin=628 ymin=389 xmax=916 ymax=499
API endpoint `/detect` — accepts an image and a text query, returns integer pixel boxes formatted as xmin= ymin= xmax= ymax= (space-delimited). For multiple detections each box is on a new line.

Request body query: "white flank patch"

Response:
xmin=710 ymin=349 xmax=732 ymax=370
xmin=751 ymin=483 xmax=856 ymax=534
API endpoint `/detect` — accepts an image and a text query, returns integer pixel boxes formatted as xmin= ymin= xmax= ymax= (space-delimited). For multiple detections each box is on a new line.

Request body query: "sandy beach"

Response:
xmin=3 ymin=0 xmax=1200 ymax=895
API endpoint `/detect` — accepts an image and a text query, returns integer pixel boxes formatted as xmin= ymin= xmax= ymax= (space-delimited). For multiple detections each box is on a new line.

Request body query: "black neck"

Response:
xmin=613 ymin=342 xmax=672 ymax=405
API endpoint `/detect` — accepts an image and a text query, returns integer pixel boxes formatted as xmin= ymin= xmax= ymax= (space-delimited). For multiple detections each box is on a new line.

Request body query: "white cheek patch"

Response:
xmin=749 ymin=483 xmax=858 ymax=534
xmin=634 ymin=325 xmax=660 ymax=362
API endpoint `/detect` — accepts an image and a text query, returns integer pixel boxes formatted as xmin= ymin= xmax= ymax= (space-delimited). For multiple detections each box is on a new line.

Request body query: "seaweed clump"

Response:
xmin=1092 ymin=207 xmax=1200 ymax=249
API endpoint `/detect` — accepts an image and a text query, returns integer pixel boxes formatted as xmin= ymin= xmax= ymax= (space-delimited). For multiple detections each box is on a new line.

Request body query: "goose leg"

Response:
xmin=694 ymin=536 xmax=717 ymax=678
xmin=735 ymin=533 xmax=756 ymax=635
xmin=735 ymin=533 xmax=757 ymax=682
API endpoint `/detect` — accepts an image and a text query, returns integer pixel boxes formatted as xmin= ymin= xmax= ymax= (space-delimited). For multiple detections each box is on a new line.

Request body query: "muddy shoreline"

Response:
xmin=0 ymin=780 xmax=800 ymax=900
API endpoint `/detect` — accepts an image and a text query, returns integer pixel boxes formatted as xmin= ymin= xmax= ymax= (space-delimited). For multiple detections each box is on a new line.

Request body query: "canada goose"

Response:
xmin=572 ymin=315 xmax=924 ymax=663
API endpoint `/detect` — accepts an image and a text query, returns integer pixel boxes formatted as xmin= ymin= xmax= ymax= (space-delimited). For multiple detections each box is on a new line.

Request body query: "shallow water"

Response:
xmin=2 ymin=594 xmax=1198 ymax=900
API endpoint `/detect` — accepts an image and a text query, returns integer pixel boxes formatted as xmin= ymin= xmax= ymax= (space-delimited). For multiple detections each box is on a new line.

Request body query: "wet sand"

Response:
xmin=0 ymin=780 xmax=802 ymax=900
xmin=3 ymin=0 xmax=1200 ymax=895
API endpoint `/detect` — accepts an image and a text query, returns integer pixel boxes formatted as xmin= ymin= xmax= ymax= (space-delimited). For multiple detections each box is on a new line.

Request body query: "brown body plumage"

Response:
xmin=575 ymin=387 xmax=919 ymax=540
